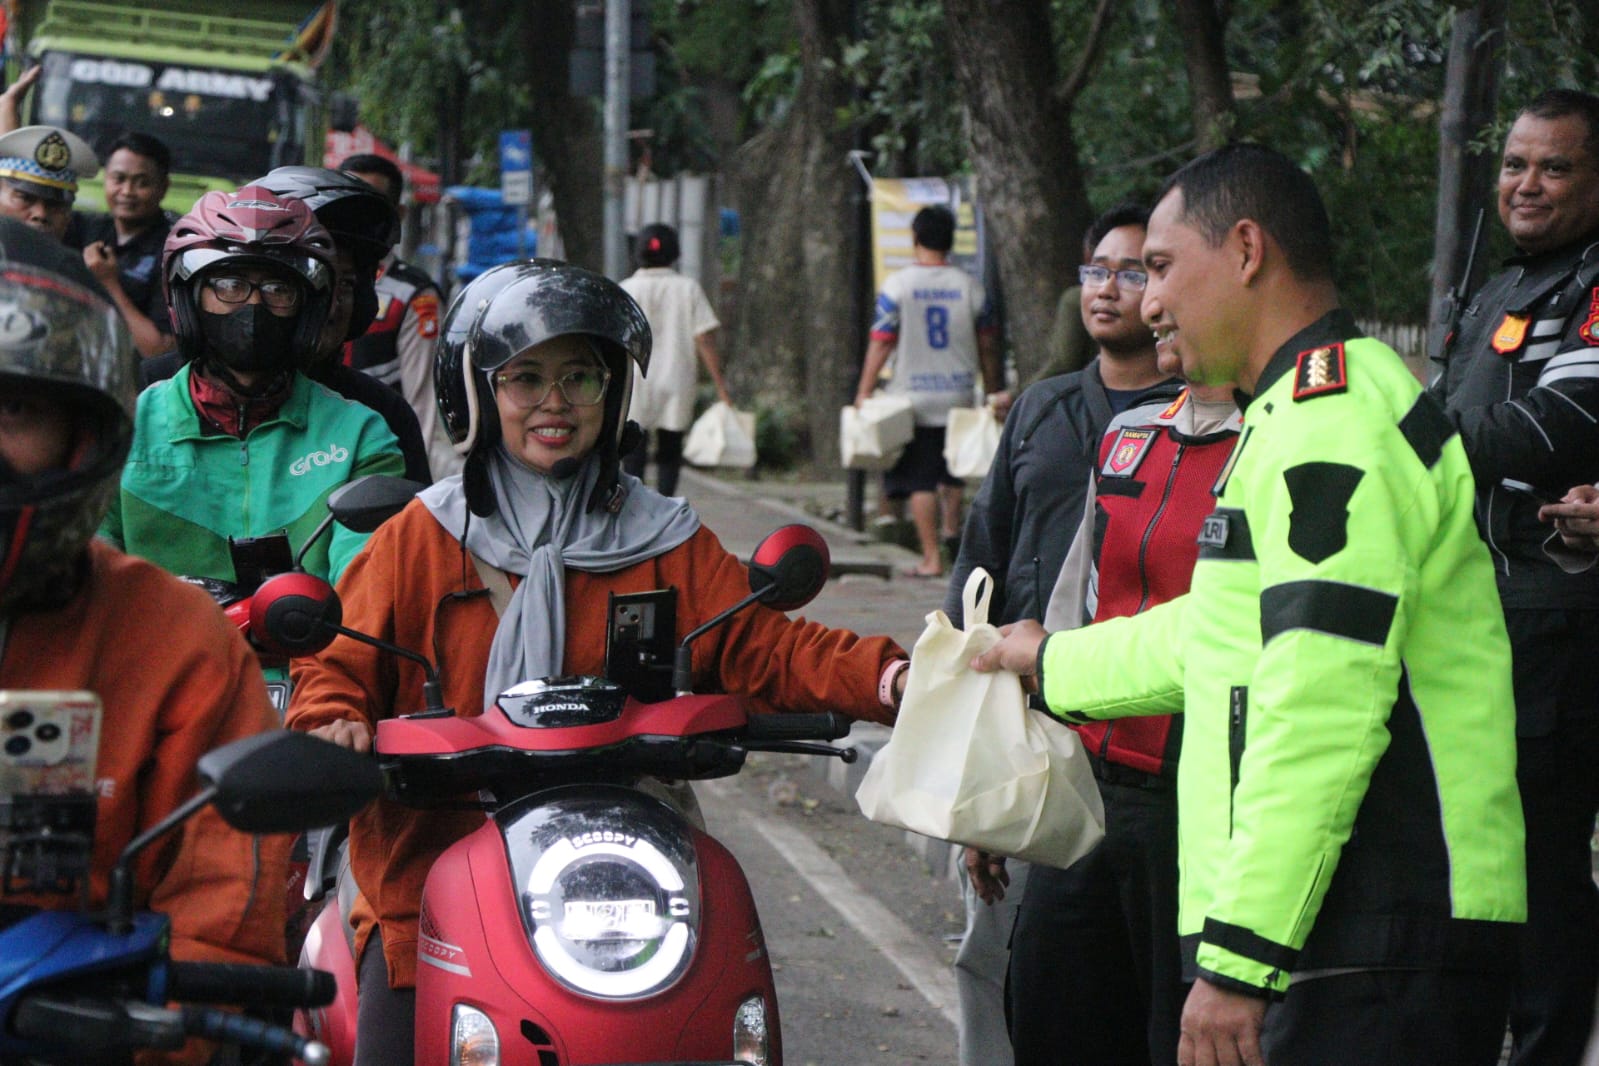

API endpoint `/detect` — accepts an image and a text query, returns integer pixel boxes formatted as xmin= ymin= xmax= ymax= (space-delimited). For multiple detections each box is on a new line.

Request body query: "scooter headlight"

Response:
xmin=500 ymin=789 xmax=700 ymax=1000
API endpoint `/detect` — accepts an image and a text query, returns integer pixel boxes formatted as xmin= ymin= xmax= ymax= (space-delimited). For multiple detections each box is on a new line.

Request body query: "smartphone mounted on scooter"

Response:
xmin=604 ymin=588 xmax=678 ymax=703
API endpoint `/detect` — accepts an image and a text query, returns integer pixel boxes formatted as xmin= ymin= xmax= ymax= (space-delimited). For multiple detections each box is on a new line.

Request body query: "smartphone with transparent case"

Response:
xmin=0 ymin=691 xmax=102 ymax=896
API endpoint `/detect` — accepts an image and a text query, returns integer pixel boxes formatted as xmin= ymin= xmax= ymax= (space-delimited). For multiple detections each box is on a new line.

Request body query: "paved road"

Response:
xmin=675 ymin=466 xmax=973 ymax=1062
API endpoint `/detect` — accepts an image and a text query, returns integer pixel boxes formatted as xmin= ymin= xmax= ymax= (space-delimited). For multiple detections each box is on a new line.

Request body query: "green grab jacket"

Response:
xmin=101 ymin=364 xmax=406 ymax=586
xmin=1039 ymin=310 xmax=1525 ymax=998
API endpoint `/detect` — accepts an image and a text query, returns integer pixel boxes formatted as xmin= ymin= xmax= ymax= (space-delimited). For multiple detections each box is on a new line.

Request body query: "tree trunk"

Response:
xmin=726 ymin=0 xmax=858 ymax=464
xmin=1428 ymin=0 xmax=1506 ymax=362
xmin=943 ymin=0 xmax=1092 ymax=386
xmin=522 ymin=1 xmax=605 ymax=272
xmin=1172 ymin=0 xmax=1235 ymax=151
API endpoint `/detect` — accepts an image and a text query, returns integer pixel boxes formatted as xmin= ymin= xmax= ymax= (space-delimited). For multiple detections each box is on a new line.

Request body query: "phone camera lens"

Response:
xmin=4 ymin=735 xmax=31 ymax=756
xmin=4 ymin=710 xmax=34 ymax=730
xmin=34 ymin=723 xmax=60 ymax=742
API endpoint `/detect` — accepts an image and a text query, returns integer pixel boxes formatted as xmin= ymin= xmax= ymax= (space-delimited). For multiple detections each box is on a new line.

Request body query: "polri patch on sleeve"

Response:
xmin=1101 ymin=427 xmax=1156 ymax=478
xmin=1292 ymin=343 xmax=1347 ymax=401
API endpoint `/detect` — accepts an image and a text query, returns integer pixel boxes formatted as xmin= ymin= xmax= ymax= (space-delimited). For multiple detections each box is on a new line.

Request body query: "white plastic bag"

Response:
xmin=683 ymin=402 xmax=757 ymax=469
xmin=840 ymin=395 xmax=915 ymax=470
xmin=942 ymin=405 xmax=1002 ymax=479
xmin=855 ymin=569 xmax=1105 ymax=867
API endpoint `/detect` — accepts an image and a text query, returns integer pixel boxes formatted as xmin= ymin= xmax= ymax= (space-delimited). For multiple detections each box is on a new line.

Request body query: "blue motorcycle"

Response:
xmin=0 ymin=730 xmax=381 ymax=1065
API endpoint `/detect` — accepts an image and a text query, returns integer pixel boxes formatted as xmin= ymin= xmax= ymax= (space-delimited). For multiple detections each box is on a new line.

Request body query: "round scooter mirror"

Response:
xmin=326 ymin=475 xmax=427 ymax=534
xmin=748 ymin=525 xmax=831 ymax=611
xmin=250 ymin=572 xmax=343 ymax=657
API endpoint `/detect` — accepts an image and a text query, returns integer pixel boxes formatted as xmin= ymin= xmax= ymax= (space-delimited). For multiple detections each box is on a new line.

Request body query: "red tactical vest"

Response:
xmin=1073 ymin=393 xmax=1239 ymax=778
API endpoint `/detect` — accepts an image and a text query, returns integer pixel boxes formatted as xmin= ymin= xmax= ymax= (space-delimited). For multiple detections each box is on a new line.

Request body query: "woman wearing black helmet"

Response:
xmin=286 ymin=260 xmax=910 ymax=1064
xmin=0 ymin=216 xmax=292 ymax=1064
xmin=100 ymin=186 xmax=407 ymax=587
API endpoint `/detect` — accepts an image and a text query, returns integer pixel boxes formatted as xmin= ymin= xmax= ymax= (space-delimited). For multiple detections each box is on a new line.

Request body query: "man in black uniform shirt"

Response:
xmin=68 ymin=131 xmax=175 ymax=357
xmin=1431 ymin=88 xmax=1599 ymax=1066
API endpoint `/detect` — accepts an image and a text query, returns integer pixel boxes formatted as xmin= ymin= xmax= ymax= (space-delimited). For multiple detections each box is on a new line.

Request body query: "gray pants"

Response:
xmin=955 ymin=857 xmax=1030 ymax=1066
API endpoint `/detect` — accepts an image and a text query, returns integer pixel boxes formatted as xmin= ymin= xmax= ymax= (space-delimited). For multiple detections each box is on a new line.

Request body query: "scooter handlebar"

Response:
xmin=182 ymin=1005 xmax=331 ymax=1065
xmin=167 ymin=961 xmax=337 ymax=1008
xmin=743 ymin=711 xmax=854 ymax=742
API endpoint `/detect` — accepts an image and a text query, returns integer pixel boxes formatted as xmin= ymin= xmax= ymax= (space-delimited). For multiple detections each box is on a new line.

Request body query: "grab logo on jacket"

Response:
xmin=289 ymin=443 xmax=351 ymax=476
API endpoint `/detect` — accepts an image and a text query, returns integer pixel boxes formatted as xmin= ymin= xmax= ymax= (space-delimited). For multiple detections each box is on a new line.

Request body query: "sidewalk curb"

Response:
xmin=677 ymin=467 xmax=925 ymax=578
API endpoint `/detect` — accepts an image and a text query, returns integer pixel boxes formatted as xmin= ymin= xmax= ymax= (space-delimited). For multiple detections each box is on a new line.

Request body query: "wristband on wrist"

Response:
xmin=879 ymin=659 xmax=911 ymax=707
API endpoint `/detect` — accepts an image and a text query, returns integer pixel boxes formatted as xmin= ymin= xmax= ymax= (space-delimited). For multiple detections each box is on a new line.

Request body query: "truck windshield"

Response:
xmin=33 ymin=52 xmax=303 ymax=185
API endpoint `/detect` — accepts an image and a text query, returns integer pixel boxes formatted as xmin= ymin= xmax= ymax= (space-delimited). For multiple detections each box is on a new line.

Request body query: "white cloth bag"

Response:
xmin=840 ymin=395 xmax=915 ymax=470
xmin=942 ymin=405 xmax=1002 ymax=479
xmin=682 ymin=402 xmax=757 ymax=468
xmin=855 ymin=569 xmax=1105 ymax=867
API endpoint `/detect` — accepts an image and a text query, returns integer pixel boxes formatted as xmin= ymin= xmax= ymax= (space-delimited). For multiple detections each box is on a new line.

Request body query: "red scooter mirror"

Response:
xmin=250 ymin=572 xmax=343 ymax=658
xmin=748 ymin=524 xmax=830 ymax=611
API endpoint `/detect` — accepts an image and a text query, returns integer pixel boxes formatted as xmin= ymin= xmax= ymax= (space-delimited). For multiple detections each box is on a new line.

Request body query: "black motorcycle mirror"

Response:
xmin=672 ymin=525 xmax=831 ymax=694
xmin=106 ymin=732 xmax=382 ymax=934
xmin=292 ymin=475 xmax=428 ymax=571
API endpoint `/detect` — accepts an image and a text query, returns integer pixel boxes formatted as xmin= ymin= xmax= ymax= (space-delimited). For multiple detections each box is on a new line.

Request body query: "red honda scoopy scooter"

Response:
xmin=257 ymin=523 xmax=857 ymax=1066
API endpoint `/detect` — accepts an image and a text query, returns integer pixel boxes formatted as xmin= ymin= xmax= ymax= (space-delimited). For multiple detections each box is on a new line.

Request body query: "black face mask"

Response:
xmin=199 ymin=305 xmax=299 ymax=374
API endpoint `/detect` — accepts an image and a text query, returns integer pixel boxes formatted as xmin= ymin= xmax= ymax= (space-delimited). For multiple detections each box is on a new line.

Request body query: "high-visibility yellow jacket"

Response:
xmin=1040 ymin=310 xmax=1526 ymax=997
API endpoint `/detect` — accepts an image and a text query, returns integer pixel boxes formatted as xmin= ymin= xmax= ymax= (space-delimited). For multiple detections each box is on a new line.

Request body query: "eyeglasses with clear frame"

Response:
xmin=204 ymin=275 xmax=302 ymax=311
xmin=491 ymin=365 xmax=612 ymax=409
xmin=1078 ymin=264 xmax=1148 ymax=292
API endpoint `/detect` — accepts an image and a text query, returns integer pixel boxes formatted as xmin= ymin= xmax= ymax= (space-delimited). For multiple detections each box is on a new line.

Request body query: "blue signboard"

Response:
xmin=499 ymin=129 xmax=533 ymax=206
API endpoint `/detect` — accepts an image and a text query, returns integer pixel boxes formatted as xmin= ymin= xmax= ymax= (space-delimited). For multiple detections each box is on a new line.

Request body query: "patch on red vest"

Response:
xmin=1292 ymin=343 xmax=1347 ymax=401
xmin=1101 ymin=427 xmax=1156 ymax=478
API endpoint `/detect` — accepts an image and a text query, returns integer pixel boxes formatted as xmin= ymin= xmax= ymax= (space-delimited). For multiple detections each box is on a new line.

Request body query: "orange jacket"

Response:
xmin=1 ymin=540 xmax=291 ymax=1064
xmin=287 ymin=500 xmax=902 ymax=987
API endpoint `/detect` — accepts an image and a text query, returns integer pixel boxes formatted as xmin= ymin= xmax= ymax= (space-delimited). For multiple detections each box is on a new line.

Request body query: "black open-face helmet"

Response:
xmin=435 ymin=260 xmax=651 ymax=515
xmin=256 ymin=165 xmax=400 ymax=339
xmin=0 ymin=217 xmax=135 ymax=613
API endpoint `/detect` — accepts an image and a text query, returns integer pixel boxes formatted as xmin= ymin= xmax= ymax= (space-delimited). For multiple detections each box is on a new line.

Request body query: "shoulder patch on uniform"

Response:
xmin=1579 ymin=287 xmax=1599 ymax=347
xmin=414 ymin=291 xmax=440 ymax=339
xmin=1101 ymin=427 xmax=1156 ymax=478
xmin=1491 ymin=313 xmax=1530 ymax=355
xmin=1292 ymin=343 xmax=1347 ymax=401
xmin=1158 ymin=390 xmax=1188 ymax=421
xmin=1283 ymin=461 xmax=1363 ymax=564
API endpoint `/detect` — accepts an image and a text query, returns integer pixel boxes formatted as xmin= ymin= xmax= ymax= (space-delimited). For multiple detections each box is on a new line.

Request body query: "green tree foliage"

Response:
xmin=333 ymin=1 xmax=529 ymax=185
xmin=331 ymin=0 xmax=1599 ymax=356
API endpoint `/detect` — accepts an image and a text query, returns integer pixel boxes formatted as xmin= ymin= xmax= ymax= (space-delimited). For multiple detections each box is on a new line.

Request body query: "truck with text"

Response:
xmin=6 ymin=0 xmax=345 ymax=209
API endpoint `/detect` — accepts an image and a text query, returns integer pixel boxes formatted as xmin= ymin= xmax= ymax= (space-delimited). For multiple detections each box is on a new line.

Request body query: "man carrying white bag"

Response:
xmin=855 ymin=568 xmax=1105 ymax=868
xmin=683 ymin=401 xmax=757 ymax=469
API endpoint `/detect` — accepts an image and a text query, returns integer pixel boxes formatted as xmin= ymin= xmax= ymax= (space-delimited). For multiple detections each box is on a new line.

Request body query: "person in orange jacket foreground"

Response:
xmin=287 ymin=260 xmax=911 ymax=1066
xmin=0 ymin=217 xmax=289 ymax=1066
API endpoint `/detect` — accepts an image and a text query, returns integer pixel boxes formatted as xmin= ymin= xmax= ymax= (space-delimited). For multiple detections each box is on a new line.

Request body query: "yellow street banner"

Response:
xmin=870 ymin=176 xmax=982 ymax=293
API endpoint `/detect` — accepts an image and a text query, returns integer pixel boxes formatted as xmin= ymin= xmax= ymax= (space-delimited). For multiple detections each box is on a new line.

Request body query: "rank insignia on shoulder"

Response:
xmin=1158 ymin=391 xmax=1188 ymax=421
xmin=1492 ymin=313 xmax=1530 ymax=355
xmin=1101 ymin=427 xmax=1156 ymax=478
xmin=1292 ymin=343 xmax=1347 ymax=401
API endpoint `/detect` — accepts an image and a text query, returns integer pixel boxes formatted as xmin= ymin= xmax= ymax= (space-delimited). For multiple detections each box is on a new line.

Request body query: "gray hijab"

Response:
xmin=419 ymin=447 xmax=701 ymax=709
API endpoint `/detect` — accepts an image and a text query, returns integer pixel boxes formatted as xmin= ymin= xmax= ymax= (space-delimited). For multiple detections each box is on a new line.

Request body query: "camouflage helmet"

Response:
xmin=0 ymin=218 xmax=136 ymax=613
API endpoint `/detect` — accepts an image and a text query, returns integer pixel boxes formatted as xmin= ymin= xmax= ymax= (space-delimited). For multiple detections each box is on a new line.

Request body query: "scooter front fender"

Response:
xmin=414 ymin=800 xmax=782 ymax=1065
